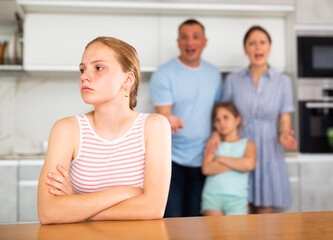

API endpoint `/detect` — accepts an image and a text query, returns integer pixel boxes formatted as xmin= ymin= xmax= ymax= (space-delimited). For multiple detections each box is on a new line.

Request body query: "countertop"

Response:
xmin=1 ymin=212 xmax=333 ymax=240
xmin=1 ymin=152 xmax=332 ymax=163
xmin=0 ymin=154 xmax=45 ymax=160
xmin=0 ymin=152 xmax=299 ymax=160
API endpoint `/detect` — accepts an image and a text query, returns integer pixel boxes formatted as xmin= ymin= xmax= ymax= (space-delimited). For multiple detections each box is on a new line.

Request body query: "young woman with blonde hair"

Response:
xmin=37 ymin=37 xmax=171 ymax=224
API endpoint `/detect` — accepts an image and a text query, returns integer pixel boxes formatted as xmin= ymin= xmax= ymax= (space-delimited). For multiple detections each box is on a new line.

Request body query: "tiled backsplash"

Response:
xmin=0 ymin=73 xmax=154 ymax=155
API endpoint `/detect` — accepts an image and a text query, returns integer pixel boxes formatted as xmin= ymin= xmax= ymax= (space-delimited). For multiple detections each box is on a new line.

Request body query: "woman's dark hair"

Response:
xmin=243 ymin=25 xmax=272 ymax=47
xmin=212 ymin=102 xmax=242 ymax=131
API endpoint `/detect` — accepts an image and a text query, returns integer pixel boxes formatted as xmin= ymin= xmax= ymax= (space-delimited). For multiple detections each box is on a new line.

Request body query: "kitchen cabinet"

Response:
xmin=20 ymin=0 xmax=293 ymax=72
xmin=18 ymin=160 xmax=43 ymax=222
xmin=298 ymin=155 xmax=333 ymax=212
xmin=159 ymin=15 xmax=287 ymax=72
xmin=0 ymin=159 xmax=43 ymax=224
xmin=24 ymin=13 xmax=288 ymax=72
xmin=0 ymin=161 xmax=18 ymax=223
xmin=24 ymin=13 xmax=159 ymax=72
xmin=277 ymin=154 xmax=333 ymax=213
xmin=276 ymin=159 xmax=300 ymax=213
xmin=280 ymin=154 xmax=333 ymax=213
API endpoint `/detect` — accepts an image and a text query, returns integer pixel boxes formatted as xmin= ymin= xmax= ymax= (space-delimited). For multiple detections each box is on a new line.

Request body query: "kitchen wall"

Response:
xmin=0 ymin=72 xmax=154 ymax=155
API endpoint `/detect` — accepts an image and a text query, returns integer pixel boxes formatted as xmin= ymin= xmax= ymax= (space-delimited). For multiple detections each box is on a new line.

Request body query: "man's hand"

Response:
xmin=166 ymin=115 xmax=184 ymax=134
xmin=204 ymin=131 xmax=221 ymax=156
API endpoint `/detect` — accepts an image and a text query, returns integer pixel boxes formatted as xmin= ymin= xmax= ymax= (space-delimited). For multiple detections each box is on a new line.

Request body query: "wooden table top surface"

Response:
xmin=1 ymin=211 xmax=333 ymax=240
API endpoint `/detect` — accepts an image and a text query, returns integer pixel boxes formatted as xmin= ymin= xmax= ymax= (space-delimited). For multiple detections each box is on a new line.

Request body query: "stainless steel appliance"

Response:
xmin=298 ymin=80 xmax=333 ymax=153
xmin=297 ymin=33 xmax=333 ymax=153
xmin=298 ymin=36 xmax=333 ymax=78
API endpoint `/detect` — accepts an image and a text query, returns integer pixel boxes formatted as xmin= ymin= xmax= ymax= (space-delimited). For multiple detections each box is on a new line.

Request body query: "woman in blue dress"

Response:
xmin=209 ymin=26 xmax=297 ymax=214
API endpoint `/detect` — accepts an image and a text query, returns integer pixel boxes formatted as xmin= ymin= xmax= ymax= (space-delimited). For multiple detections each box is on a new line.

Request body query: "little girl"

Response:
xmin=201 ymin=102 xmax=256 ymax=216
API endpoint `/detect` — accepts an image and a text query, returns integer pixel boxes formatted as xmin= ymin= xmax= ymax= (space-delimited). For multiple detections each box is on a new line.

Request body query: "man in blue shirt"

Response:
xmin=150 ymin=19 xmax=222 ymax=217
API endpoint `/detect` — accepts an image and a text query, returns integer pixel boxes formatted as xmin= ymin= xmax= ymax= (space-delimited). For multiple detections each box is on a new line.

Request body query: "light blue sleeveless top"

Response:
xmin=202 ymin=138 xmax=249 ymax=197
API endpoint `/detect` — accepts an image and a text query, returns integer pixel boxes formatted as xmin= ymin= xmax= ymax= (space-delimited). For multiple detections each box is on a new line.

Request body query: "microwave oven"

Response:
xmin=298 ymin=36 xmax=333 ymax=78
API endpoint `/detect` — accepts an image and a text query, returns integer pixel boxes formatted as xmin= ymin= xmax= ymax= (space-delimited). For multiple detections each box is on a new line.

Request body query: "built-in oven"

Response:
xmin=297 ymin=33 xmax=333 ymax=153
xmin=298 ymin=80 xmax=333 ymax=153
xmin=298 ymin=36 xmax=333 ymax=78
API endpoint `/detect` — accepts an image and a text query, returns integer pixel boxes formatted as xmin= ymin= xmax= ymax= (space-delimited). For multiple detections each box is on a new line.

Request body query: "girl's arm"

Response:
xmin=215 ymin=141 xmax=256 ymax=172
xmin=278 ymin=113 xmax=297 ymax=150
xmin=89 ymin=113 xmax=172 ymax=220
xmin=202 ymin=153 xmax=231 ymax=176
xmin=37 ymin=117 xmax=142 ymax=224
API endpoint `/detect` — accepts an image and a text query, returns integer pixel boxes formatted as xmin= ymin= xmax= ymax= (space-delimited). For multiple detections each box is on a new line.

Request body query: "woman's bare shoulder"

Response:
xmin=143 ymin=113 xmax=171 ymax=141
xmin=47 ymin=116 xmax=80 ymax=161
xmin=53 ymin=116 xmax=77 ymax=127
xmin=51 ymin=116 xmax=79 ymax=136
xmin=145 ymin=113 xmax=170 ymax=129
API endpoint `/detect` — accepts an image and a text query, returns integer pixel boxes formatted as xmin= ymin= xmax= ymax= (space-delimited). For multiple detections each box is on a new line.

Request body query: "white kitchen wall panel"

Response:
xmin=0 ymin=78 xmax=16 ymax=155
xmin=295 ymin=0 xmax=333 ymax=25
xmin=24 ymin=13 xmax=159 ymax=71
xmin=12 ymin=73 xmax=151 ymax=156
xmin=135 ymin=79 xmax=155 ymax=114
xmin=14 ymin=75 xmax=91 ymax=155
xmin=159 ymin=16 xmax=286 ymax=71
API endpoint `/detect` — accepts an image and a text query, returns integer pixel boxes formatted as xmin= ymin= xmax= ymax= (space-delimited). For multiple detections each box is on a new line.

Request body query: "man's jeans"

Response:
xmin=164 ymin=161 xmax=205 ymax=218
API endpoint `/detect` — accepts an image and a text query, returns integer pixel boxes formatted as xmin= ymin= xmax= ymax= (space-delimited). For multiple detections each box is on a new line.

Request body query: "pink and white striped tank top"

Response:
xmin=69 ymin=113 xmax=148 ymax=194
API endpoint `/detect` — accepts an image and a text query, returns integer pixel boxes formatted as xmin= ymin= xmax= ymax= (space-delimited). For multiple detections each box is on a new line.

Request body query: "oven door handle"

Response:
xmin=306 ymin=102 xmax=333 ymax=109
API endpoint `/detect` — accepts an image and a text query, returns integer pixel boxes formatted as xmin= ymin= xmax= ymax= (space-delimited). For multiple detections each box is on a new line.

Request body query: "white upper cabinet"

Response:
xmin=24 ymin=13 xmax=159 ymax=72
xmin=159 ymin=15 xmax=286 ymax=71
xmin=20 ymin=0 xmax=294 ymax=72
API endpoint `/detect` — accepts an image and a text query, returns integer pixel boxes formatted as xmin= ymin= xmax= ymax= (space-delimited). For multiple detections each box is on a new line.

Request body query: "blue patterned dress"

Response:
xmin=221 ymin=67 xmax=294 ymax=208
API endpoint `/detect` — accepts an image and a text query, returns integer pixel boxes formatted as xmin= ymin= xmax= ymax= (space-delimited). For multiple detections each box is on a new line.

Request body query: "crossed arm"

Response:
xmin=202 ymin=141 xmax=256 ymax=176
xmin=37 ymin=114 xmax=171 ymax=224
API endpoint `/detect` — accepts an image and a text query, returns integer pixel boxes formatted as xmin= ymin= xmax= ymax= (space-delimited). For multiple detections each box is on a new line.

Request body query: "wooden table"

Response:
xmin=1 ymin=211 xmax=333 ymax=240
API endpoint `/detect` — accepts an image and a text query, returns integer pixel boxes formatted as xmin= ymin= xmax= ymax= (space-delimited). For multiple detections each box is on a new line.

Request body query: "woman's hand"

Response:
xmin=46 ymin=164 xmax=75 ymax=196
xmin=204 ymin=131 xmax=221 ymax=156
xmin=279 ymin=130 xmax=297 ymax=150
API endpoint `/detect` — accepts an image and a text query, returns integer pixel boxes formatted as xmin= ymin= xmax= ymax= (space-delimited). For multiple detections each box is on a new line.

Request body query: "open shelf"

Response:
xmin=0 ymin=65 xmax=23 ymax=71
